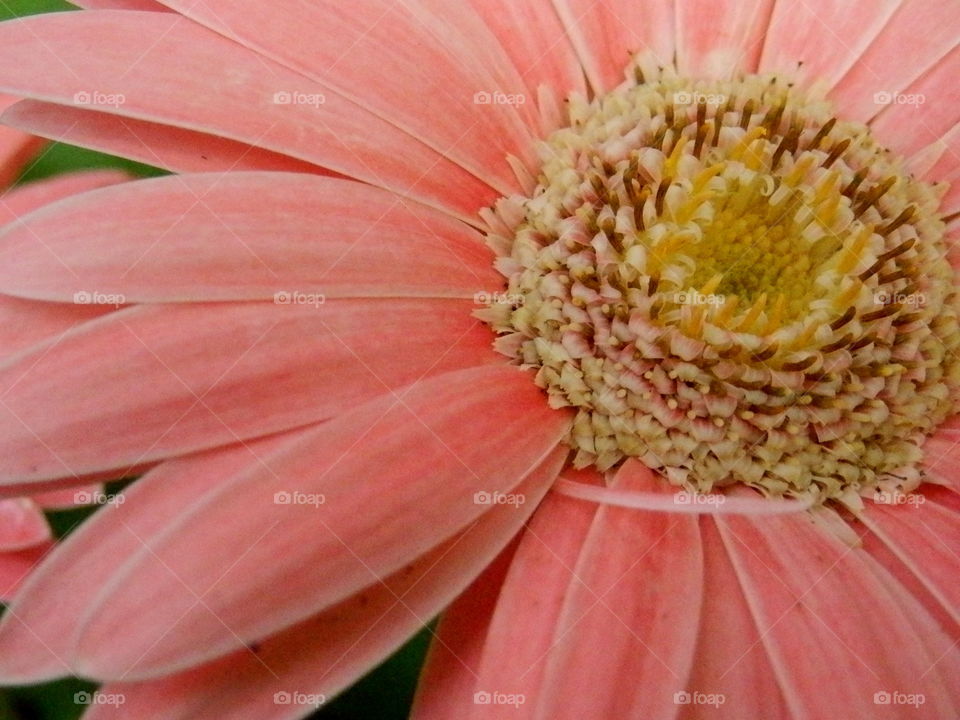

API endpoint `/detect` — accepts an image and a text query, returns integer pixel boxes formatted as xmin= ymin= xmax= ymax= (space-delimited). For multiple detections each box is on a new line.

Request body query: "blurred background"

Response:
xmin=0 ymin=1 xmax=431 ymax=718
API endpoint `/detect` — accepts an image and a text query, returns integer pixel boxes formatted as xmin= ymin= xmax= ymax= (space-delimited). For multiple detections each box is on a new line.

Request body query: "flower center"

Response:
xmin=480 ymin=57 xmax=960 ymax=504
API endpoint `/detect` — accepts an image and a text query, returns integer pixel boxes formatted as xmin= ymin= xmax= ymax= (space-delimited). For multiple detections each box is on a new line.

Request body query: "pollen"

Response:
xmin=479 ymin=57 xmax=960 ymax=504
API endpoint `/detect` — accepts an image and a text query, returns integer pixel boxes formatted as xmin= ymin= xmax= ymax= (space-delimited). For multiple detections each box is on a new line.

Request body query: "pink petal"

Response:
xmin=675 ymin=0 xmax=775 ymax=78
xmin=532 ymin=460 xmax=703 ymax=719
xmin=859 ymin=491 xmax=960 ymax=627
xmin=84 ymin=447 xmax=566 ymax=719
xmin=551 ymin=0 xmax=675 ymax=92
xmin=72 ymin=0 xmax=170 ymax=8
xmin=0 ymin=498 xmax=51 ymax=551
xmin=0 ymin=172 xmax=498 ymax=303
xmin=29 ymin=483 xmax=106 ymax=509
xmin=0 ymin=11 xmax=497 ymax=222
xmin=717 ymin=509 xmax=960 ymax=717
xmin=831 ymin=0 xmax=960 ymax=122
xmin=870 ymin=45 xmax=960 ymax=157
xmin=410 ymin=548 xmax=516 ymax=720
xmin=465 ymin=0 xmax=586 ymax=98
xmin=72 ymin=365 xmax=570 ymax=679
xmin=451 ymin=470 xmax=604 ymax=720
xmin=2 ymin=100 xmax=328 ymax=176
xmin=0 ymin=434 xmax=296 ymax=683
xmin=0 ymin=168 xmax=128 ymax=224
xmin=680 ymin=518 xmax=788 ymax=719
xmin=0 ymin=93 xmax=43 ymax=188
xmin=759 ymin=0 xmax=901 ymax=90
xmin=0 ymin=542 xmax=52 ymax=603
xmin=0 ymin=295 xmax=114 ymax=364
xmin=0 ymin=298 xmax=498 ymax=485
xmin=153 ymin=0 xmax=535 ymax=192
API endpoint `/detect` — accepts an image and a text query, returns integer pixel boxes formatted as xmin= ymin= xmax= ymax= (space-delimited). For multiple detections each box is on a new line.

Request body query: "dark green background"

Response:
xmin=1 ymin=1 xmax=432 ymax=718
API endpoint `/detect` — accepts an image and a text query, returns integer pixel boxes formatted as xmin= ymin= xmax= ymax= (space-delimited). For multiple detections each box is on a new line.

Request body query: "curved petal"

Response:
xmin=154 ymin=0 xmax=536 ymax=188
xmin=464 ymin=0 xmax=585 ymax=98
xmin=0 ymin=298 xmax=498 ymax=485
xmin=0 ymin=434 xmax=297 ymax=684
xmin=0 ymin=172 xmax=499 ymax=303
xmin=531 ymin=461 xmax=703 ymax=720
xmin=0 ymin=11 xmax=497 ymax=222
xmin=759 ymin=0 xmax=901 ymax=91
xmin=84 ymin=448 xmax=566 ymax=720
xmin=1 ymin=169 xmax=129 ymax=225
xmin=869 ymin=45 xmax=960 ymax=158
xmin=550 ymin=0 xmax=675 ymax=93
xmin=675 ymin=0 xmax=775 ymax=79
xmin=0 ymin=542 xmax=52 ymax=603
xmin=30 ymin=483 xmax=105 ymax=509
xmin=410 ymin=547 xmax=516 ymax=720
xmin=0 ymin=295 xmax=114 ymax=363
xmin=830 ymin=0 xmax=960 ymax=122
xmin=72 ymin=365 xmax=571 ymax=679
xmin=717 ymin=508 xmax=960 ymax=718
xmin=0 ymin=498 xmax=50 ymax=551
xmin=2 ymin=100 xmax=327 ymax=176
xmin=859 ymin=492 xmax=960 ymax=627
xmin=0 ymin=93 xmax=43 ymax=188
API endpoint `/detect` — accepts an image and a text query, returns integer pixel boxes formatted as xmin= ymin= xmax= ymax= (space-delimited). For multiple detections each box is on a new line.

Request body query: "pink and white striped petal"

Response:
xmin=0 ymin=299 xmax=497 ymax=485
xmin=551 ymin=0 xmax=675 ymax=93
xmin=0 ymin=11 xmax=497 ymax=222
xmin=1 ymin=100 xmax=327 ymax=176
xmin=718 ymin=509 xmax=960 ymax=718
xmin=0 ymin=172 xmax=499 ymax=303
xmin=675 ymin=0 xmax=774 ymax=79
xmin=83 ymin=448 xmax=566 ymax=719
xmin=831 ymin=0 xmax=960 ymax=122
xmin=759 ymin=0 xmax=901 ymax=92
xmin=0 ymin=434 xmax=297 ymax=684
xmin=71 ymin=366 xmax=570 ymax=680
xmin=154 ymin=0 xmax=536 ymax=191
xmin=530 ymin=461 xmax=703 ymax=719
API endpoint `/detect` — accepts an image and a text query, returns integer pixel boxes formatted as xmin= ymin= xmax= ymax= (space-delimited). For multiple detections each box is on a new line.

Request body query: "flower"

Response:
xmin=0 ymin=91 xmax=128 ymax=601
xmin=0 ymin=2 xmax=958 ymax=719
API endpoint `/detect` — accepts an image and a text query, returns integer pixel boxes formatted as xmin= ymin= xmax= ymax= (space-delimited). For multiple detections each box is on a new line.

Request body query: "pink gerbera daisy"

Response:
xmin=0 ymin=1 xmax=958 ymax=718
